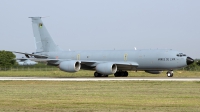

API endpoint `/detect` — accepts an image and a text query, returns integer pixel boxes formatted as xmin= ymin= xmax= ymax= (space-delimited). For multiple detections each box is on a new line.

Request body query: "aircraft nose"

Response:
xmin=186 ymin=57 xmax=194 ymax=65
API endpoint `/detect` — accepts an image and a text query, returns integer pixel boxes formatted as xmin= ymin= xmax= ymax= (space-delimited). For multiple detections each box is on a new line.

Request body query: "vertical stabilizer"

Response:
xmin=29 ymin=17 xmax=61 ymax=52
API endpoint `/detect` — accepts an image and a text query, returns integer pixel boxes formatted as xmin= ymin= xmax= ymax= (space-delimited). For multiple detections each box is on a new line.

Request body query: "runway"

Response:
xmin=0 ymin=77 xmax=200 ymax=81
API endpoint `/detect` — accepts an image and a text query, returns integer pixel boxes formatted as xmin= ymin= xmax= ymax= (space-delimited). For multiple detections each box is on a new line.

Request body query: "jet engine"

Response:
xmin=145 ymin=70 xmax=163 ymax=74
xmin=59 ymin=61 xmax=81 ymax=72
xmin=96 ymin=63 xmax=117 ymax=75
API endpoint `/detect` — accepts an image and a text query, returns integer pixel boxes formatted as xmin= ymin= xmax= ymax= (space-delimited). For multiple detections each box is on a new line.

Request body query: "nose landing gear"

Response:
xmin=167 ymin=70 xmax=173 ymax=77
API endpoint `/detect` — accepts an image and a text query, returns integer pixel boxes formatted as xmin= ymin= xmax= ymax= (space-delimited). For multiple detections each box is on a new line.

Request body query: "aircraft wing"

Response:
xmin=16 ymin=58 xmax=57 ymax=62
xmin=16 ymin=58 xmax=70 ymax=63
xmin=114 ymin=62 xmax=139 ymax=66
xmin=81 ymin=60 xmax=138 ymax=67
xmin=16 ymin=56 xmax=139 ymax=70
xmin=11 ymin=51 xmax=48 ymax=58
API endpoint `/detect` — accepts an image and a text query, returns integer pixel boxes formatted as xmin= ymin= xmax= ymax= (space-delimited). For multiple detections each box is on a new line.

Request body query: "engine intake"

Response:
xmin=59 ymin=61 xmax=81 ymax=72
xmin=96 ymin=63 xmax=117 ymax=75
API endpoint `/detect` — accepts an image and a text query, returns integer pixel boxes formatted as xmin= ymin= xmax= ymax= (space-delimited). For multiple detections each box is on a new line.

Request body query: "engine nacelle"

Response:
xmin=145 ymin=70 xmax=163 ymax=74
xmin=96 ymin=63 xmax=117 ymax=75
xmin=59 ymin=61 xmax=81 ymax=72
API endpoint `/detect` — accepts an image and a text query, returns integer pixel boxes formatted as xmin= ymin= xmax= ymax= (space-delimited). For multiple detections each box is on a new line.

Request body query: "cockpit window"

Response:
xmin=176 ymin=53 xmax=186 ymax=57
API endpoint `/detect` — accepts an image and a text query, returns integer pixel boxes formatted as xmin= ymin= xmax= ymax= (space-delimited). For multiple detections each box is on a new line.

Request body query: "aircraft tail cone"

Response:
xmin=186 ymin=57 xmax=194 ymax=65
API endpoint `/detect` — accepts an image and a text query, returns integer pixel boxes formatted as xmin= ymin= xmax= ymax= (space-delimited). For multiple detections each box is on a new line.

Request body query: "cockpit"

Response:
xmin=176 ymin=53 xmax=186 ymax=57
xmin=176 ymin=53 xmax=194 ymax=65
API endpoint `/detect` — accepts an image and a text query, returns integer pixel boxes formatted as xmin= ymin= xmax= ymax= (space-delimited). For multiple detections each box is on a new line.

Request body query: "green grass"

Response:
xmin=0 ymin=81 xmax=200 ymax=112
xmin=0 ymin=70 xmax=200 ymax=77
xmin=0 ymin=70 xmax=200 ymax=111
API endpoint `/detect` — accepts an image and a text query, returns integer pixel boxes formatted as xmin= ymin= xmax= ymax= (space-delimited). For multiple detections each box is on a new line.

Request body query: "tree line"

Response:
xmin=184 ymin=59 xmax=200 ymax=71
xmin=0 ymin=51 xmax=16 ymax=68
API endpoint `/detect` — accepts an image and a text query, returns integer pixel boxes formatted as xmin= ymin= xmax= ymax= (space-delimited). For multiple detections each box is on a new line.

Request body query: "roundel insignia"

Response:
xmin=39 ymin=23 xmax=43 ymax=28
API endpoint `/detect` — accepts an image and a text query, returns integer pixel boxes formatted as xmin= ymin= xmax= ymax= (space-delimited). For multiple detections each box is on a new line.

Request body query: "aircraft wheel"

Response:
xmin=120 ymin=72 xmax=124 ymax=77
xmin=123 ymin=71 xmax=128 ymax=77
xmin=94 ymin=72 xmax=101 ymax=77
xmin=114 ymin=71 xmax=128 ymax=77
xmin=167 ymin=72 xmax=171 ymax=77
xmin=114 ymin=72 xmax=120 ymax=77
xmin=167 ymin=71 xmax=173 ymax=77
xmin=170 ymin=72 xmax=174 ymax=77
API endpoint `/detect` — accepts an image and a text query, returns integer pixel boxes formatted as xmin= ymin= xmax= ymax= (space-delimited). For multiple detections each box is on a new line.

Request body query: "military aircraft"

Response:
xmin=13 ymin=17 xmax=194 ymax=77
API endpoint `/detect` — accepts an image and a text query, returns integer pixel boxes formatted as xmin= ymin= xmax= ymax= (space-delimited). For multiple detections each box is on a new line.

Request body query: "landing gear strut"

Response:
xmin=114 ymin=71 xmax=128 ymax=77
xmin=166 ymin=70 xmax=173 ymax=77
xmin=94 ymin=72 xmax=108 ymax=77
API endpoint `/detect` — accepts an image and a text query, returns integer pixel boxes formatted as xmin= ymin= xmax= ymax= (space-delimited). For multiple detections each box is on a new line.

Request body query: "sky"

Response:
xmin=0 ymin=0 xmax=200 ymax=58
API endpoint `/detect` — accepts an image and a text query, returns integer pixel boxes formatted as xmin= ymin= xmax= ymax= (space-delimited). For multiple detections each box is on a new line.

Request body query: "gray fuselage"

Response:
xmin=44 ymin=49 xmax=187 ymax=71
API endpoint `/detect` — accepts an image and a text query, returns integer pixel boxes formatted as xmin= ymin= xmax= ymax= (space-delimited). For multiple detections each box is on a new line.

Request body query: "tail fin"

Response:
xmin=29 ymin=17 xmax=61 ymax=52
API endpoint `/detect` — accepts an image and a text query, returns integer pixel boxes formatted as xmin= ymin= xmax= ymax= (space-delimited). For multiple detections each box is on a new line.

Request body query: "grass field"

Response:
xmin=0 ymin=81 xmax=200 ymax=112
xmin=0 ymin=70 xmax=200 ymax=77
xmin=0 ymin=70 xmax=200 ymax=111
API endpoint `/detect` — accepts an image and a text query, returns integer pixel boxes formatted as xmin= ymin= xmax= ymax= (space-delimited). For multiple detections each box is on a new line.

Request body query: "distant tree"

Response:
xmin=196 ymin=60 xmax=200 ymax=66
xmin=184 ymin=59 xmax=200 ymax=71
xmin=0 ymin=51 xmax=16 ymax=68
xmin=184 ymin=62 xmax=195 ymax=71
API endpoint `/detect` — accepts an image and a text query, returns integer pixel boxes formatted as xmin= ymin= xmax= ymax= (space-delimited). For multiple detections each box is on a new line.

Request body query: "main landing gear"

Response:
xmin=94 ymin=72 xmax=108 ymax=77
xmin=94 ymin=71 xmax=129 ymax=77
xmin=166 ymin=70 xmax=173 ymax=77
xmin=114 ymin=71 xmax=128 ymax=77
